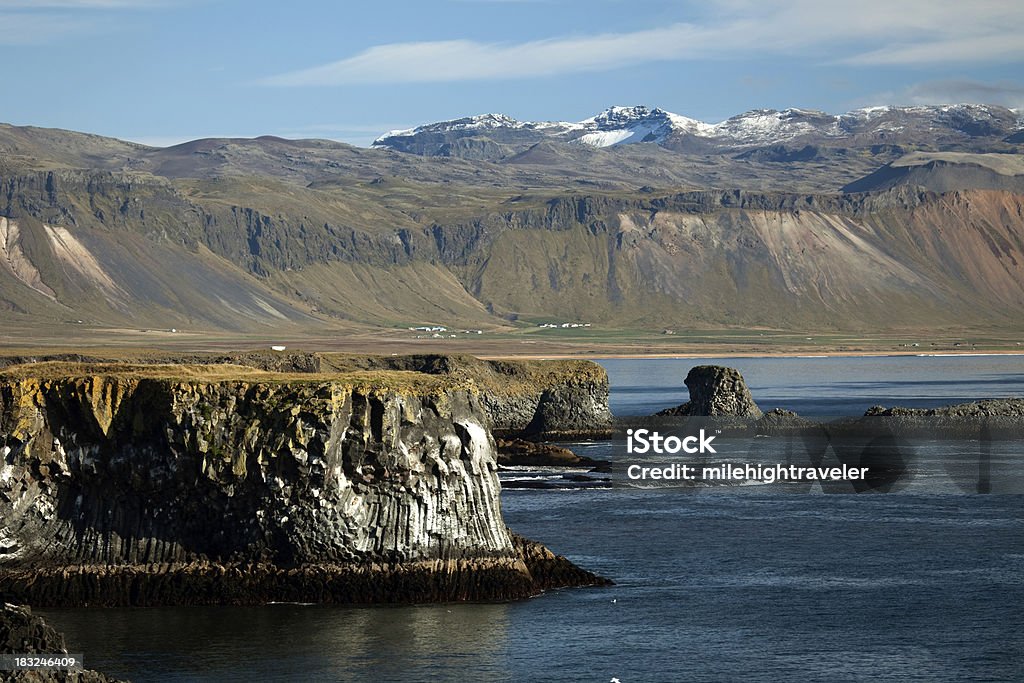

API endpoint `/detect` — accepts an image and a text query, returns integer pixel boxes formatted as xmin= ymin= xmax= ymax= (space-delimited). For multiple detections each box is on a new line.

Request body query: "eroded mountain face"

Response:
xmin=0 ymin=107 xmax=1022 ymax=335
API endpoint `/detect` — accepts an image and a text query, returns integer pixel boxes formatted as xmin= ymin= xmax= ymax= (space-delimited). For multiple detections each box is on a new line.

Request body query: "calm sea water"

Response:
xmin=40 ymin=356 xmax=1024 ymax=682
xmin=603 ymin=354 xmax=1024 ymax=417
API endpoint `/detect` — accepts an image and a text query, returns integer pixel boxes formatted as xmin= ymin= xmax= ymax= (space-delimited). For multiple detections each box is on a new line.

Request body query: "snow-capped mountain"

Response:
xmin=373 ymin=104 xmax=1023 ymax=160
xmin=570 ymin=105 xmax=713 ymax=146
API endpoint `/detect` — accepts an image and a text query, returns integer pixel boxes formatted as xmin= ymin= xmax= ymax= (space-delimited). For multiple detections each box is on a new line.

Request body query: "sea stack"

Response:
xmin=658 ymin=365 xmax=763 ymax=418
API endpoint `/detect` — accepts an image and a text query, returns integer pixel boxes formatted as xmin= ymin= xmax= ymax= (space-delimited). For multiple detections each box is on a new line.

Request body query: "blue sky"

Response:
xmin=2 ymin=0 xmax=1022 ymax=147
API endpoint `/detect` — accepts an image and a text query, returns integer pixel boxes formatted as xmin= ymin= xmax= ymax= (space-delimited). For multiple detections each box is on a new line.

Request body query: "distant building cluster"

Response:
xmin=538 ymin=322 xmax=592 ymax=329
xmin=408 ymin=326 xmax=485 ymax=339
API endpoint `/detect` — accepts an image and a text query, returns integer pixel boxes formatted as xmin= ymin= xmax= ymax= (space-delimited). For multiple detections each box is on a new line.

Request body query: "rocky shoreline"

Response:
xmin=0 ymin=357 xmax=612 ymax=609
xmin=0 ymin=543 xmax=609 ymax=608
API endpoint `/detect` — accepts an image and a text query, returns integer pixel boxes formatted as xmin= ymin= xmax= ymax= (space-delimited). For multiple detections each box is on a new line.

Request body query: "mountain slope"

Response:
xmin=1 ymin=120 xmax=1024 ymax=337
xmin=842 ymin=152 xmax=1024 ymax=193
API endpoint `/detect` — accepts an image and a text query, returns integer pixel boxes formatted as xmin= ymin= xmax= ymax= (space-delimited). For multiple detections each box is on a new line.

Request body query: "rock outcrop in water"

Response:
xmin=865 ymin=398 xmax=1024 ymax=418
xmin=496 ymin=439 xmax=610 ymax=471
xmin=0 ymin=603 xmax=122 ymax=682
xmin=0 ymin=362 xmax=608 ymax=607
xmin=656 ymin=365 xmax=763 ymax=418
xmin=321 ymin=354 xmax=613 ymax=439
xmin=861 ymin=398 xmax=1024 ymax=440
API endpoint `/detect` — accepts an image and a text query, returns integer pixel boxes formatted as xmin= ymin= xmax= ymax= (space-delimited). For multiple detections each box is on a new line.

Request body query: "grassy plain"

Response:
xmin=3 ymin=320 xmax=1021 ymax=360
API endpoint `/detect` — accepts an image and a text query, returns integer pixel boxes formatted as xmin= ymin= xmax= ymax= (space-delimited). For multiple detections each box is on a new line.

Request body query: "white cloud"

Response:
xmin=260 ymin=0 xmax=1024 ymax=86
xmin=842 ymin=33 xmax=1024 ymax=66
xmin=260 ymin=24 xmax=714 ymax=86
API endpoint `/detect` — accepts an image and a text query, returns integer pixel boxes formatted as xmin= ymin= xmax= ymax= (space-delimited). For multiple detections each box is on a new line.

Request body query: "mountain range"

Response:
xmin=1 ymin=104 xmax=1023 ymax=342
xmin=374 ymin=104 xmax=1023 ymax=159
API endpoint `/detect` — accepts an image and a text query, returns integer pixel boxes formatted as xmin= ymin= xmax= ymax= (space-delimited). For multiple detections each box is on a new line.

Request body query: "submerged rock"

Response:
xmin=496 ymin=438 xmax=611 ymax=471
xmin=0 ymin=362 xmax=608 ymax=607
xmin=496 ymin=439 xmax=581 ymax=466
xmin=656 ymin=365 xmax=763 ymax=418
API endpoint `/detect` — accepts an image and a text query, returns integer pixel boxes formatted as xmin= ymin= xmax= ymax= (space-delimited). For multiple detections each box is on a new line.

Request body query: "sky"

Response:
xmin=1 ymin=0 xmax=1023 ymax=147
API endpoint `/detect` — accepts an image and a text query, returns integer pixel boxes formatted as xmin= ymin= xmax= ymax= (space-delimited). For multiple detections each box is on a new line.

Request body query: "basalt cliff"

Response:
xmin=0 ymin=359 xmax=609 ymax=607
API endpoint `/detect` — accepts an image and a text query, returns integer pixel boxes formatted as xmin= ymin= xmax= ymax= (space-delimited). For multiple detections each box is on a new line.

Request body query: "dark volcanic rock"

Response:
xmin=0 ymin=603 xmax=122 ymax=682
xmin=509 ymin=534 xmax=612 ymax=591
xmin=1 ymin=603 xmax=67 ymax=656
xmin=496 ymin=439 xmax=581 ymax=466
xmin=0 ymin=363 xmax=608 ymax=607
xmin=864 ymin=397 xmax=1024 ymax=436
xmin=522 ymin=384 xmax=614 ymax=438
xmin=865 ymin=398 xmax=1024 ymax=418
xmin=656 ymin=365 xmax=763 ymax=418
xmin=755 ymin=408 xmax=812 ymax=430
xmin=0 ymin=352 xmax=616 ymax=443
xmin=496 ymin=438 xmax=611 ymax=470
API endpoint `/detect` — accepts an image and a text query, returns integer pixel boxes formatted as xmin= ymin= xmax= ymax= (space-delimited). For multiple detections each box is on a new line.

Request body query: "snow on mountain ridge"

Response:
xmin=374 ymin=113 xmax=536 ymax=146
xmin=373 ymin=104 xmax=1022 ymax=149
xmin=572 ymin=105 xmax=691 ymax=147
xmin=709 ymin=108 xmax=838 ymax=145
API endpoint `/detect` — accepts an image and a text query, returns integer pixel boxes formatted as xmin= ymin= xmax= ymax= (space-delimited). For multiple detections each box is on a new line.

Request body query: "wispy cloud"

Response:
xmin=261 ymin=0 xmax=1024 ymax=86
xmin=260 ymin=24 xmax=712 ymax=86
xmin=865 ymin=79 xmax=1024 ymax=110
xmin=841 ymin=34 xmax=1024 ymax=66
xmin=0 ymin=0 xmax=174 ymax=44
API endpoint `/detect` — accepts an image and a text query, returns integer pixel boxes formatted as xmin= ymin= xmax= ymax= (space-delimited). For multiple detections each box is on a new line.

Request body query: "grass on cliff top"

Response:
xmin=0 ymin=361 xmax=473 ymax=394
xmin=320 ymin=353 xmax=606 ymax=393
xmin=0 ymin=351 xmax=608 ymax=395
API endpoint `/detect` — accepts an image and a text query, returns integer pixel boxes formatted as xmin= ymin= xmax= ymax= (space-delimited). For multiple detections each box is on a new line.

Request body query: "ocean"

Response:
xmin=39 ymin=355 xmax=1024 ymax=682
